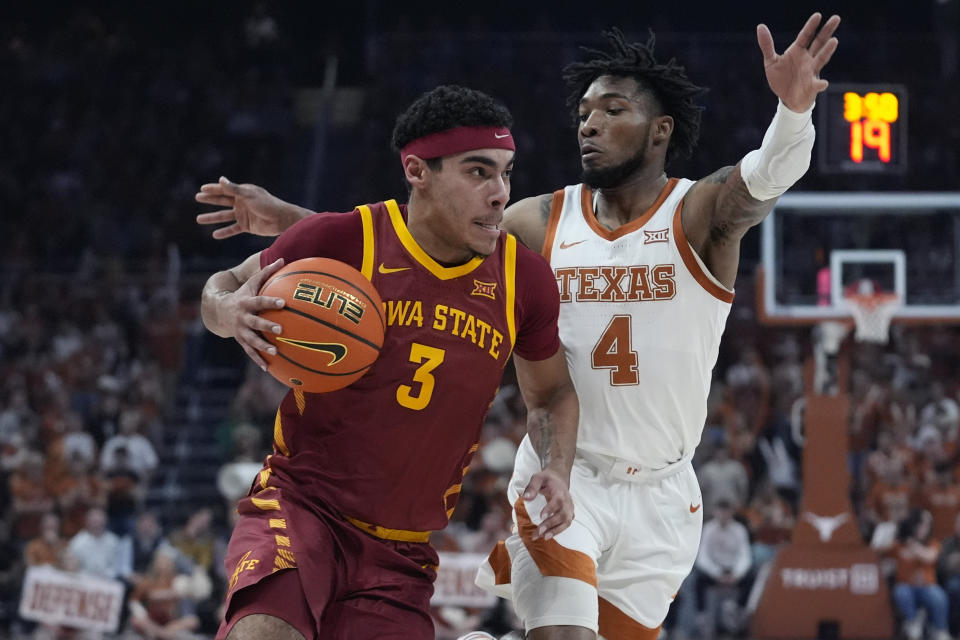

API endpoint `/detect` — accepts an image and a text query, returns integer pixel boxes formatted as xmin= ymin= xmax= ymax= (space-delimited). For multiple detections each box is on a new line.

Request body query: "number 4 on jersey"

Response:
xmin=591 ymin=315 xmax=639 ymax=385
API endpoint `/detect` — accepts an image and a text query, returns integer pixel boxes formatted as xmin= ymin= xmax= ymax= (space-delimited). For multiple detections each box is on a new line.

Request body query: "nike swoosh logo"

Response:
xmin=494 ymin=133 xmax=510 ymax=139
xmin=276 ymin=338 xmax=347 ymax=365
xmin=378 ymin=264 xmax=410 ymax=274
xmin=690 ymin=503 xmax=701 ymax=513
xmin=559 ymin=239 xmax=586 ymax=249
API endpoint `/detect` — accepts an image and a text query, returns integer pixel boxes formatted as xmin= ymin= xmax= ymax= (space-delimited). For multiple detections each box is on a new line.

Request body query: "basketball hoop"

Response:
xmin=844 ymin=290 xmax=900 ymax=344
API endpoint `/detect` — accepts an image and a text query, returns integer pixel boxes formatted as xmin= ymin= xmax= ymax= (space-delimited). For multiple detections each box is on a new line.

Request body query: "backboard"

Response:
xmin=759 ymin=192 xmax=960 ymax=325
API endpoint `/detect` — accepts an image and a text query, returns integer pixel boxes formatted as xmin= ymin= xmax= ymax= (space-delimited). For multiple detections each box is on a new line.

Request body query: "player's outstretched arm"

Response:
xmin=201 ymin=254 xmax=287 ymax=370
xmin=514 ymin=347 xmax=579 ymax=540
xmin=196 ymin=177 xmax=314 ymax=239
xmin=683 ymin=13 xmax=840 ymax=289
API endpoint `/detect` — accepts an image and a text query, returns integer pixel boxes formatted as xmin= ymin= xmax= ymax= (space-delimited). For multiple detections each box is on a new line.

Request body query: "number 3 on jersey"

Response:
xmin=397 ymin=343 xmax=446 ymax=410
xmin=591 ymin=315 xmax=639 ymax=385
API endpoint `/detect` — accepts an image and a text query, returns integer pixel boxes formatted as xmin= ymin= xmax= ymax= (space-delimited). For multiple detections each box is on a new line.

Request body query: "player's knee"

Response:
xmin=226 ymin=613 xmax=306 ymax=640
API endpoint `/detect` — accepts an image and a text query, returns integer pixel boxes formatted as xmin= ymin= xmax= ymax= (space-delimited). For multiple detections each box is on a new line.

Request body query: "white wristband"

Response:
xmin=739 ymin=100 xmax=815 ymax=201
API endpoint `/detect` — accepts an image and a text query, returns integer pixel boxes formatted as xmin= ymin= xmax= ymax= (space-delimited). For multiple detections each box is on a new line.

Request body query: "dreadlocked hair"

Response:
xmin=563 ymin=28 xmax=705 ymax=166
xmin=391 ymin=85 xmax=513 ymax=167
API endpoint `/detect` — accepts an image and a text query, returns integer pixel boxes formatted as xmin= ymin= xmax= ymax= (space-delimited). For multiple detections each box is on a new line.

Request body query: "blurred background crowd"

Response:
xmin=1 ymin=2 xmax=959 ymax=638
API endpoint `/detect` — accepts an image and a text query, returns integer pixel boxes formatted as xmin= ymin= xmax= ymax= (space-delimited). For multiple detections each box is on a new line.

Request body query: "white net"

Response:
xmin=844 ymin=292 xmax=901 ymax=343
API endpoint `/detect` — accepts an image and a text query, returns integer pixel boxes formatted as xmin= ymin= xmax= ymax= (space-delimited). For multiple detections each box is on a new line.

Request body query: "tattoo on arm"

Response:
xmin=706 ymin=166 xmax=734 ymax=185
xmin=530 ymin=411 xmax=554 ymax=469
xmin=539 ymin=195 xmax=552 ymax=224
xmin=710 ymin=219 xmax=733 ymax=245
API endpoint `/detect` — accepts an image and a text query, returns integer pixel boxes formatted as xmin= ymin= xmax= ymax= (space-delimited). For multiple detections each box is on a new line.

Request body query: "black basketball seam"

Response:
xmin=266 ymin=302 xmax=382 ymax=351
xmin=266 ymin=269 xmax=386 ymax=332
xmin=270 ymin=347 xmax=377 ymax=377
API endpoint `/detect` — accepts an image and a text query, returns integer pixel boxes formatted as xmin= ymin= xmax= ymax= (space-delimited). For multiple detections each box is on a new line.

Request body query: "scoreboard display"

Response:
xmin=817 ymin=83 xmax=907 ymax=174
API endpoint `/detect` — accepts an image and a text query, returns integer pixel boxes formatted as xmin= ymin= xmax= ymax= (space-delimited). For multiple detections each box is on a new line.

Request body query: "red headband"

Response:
xmin=400 ymin=125 xmax=515 ymax=163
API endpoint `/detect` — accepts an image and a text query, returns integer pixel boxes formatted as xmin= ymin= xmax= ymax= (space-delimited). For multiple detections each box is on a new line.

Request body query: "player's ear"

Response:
xmin=652 ymin=115 xmax=674 ymax=146
xmin=403 ymin=155 xmax=429 ymax=188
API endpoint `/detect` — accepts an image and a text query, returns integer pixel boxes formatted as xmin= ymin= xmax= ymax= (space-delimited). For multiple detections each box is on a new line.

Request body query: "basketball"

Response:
xmin=257 ymin=258 xmax=385 ymax=393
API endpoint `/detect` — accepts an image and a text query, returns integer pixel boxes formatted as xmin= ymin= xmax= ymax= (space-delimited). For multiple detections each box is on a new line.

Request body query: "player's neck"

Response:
xmin=595 ymin=172 xmax=669 ymax=227
xmin=406 ymin=197 xmax=475 ymax=266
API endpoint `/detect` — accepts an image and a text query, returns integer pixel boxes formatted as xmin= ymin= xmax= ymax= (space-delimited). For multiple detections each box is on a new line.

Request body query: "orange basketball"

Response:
xmin=257 ymin=258 xmax=385 ymax=393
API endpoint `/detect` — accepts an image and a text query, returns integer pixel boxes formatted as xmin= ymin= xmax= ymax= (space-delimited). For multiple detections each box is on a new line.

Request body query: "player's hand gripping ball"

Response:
xmin=257 ymin=258 xmax=385 ymax=392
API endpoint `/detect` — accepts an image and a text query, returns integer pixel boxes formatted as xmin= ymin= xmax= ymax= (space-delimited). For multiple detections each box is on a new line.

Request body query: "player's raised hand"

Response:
xmin=522 ymin=469 xmax=575 ymax=540
xmin=757 ymin=12 xmax=840 ymax=113
xmin=222 ymin=258 xmax=286 ymax=370
xmin=196 ymin=177 xmax=296 ymax=239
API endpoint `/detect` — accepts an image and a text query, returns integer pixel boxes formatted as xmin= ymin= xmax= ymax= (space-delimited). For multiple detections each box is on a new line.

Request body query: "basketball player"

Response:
xmin=197 ymin=14 xmax=840 ymax=639
xmin=199 ymin=85 xmax=578 ymax=640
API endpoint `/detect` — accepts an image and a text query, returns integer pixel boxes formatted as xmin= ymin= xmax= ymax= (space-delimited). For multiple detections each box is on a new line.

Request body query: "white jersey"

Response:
xmin=544 ymin=178 xmax=733 ymax=469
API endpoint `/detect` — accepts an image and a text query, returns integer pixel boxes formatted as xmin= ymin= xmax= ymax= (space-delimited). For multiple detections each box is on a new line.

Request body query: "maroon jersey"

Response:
xmin=256 ymin=200 xmax=560 ymax=533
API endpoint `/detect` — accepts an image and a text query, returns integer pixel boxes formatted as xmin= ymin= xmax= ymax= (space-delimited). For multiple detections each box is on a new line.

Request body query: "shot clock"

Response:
xmin=817 ymin=83 xmax=907 ymax=174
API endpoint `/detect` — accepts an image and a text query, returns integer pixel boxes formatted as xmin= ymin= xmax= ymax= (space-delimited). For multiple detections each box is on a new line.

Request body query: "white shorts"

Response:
xmin=476 ymin=436 xmax=703 ymax=639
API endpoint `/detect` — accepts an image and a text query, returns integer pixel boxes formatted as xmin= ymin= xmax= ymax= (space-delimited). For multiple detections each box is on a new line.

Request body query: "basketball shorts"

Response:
xmin=476 ymin=437 xmax=703 ymax=639
xmin=217 ymin=485 xmax=438 ymax=640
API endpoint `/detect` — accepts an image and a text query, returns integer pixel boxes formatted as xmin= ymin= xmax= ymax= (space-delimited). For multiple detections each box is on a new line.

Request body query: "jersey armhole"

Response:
xmin=356 ymin=205 xmax=375 ymax=280
xmin=541 ymin=190 xmax=566 ymax=263
xmin=672 ymin=201 xmax=735 ymax=304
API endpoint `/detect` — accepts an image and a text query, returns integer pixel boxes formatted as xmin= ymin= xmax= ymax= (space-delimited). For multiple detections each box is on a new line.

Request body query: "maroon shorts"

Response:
xmin=217 ymin=486 xmax=438 ymax=640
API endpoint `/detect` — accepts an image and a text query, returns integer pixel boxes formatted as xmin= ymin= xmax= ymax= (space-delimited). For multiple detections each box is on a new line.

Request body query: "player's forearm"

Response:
xmin=526 ymin=382 xmax=578 ymax=481
xmin=201 ymin=270 xmax=243 ymax=338
xmin=739 ymin=100 xmax=815 ymax=203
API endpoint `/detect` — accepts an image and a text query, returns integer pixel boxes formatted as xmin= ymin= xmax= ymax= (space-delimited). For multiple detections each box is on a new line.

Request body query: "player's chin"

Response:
xmin=580 ymin=155 xmax=607 ymax=172
xmin=469 ymin=224 xmax=500 ymax=256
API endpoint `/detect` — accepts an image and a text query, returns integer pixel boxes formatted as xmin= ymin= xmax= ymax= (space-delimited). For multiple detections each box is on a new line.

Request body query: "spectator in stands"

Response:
xmin=52 ymin=451 xmax=105 ymax=537
xmin=866 ymin=428 xmax=913 ymax=486
xmin=123 ymin=511 xmax=181 ymax=581
xmin=102 ymin=445 xmax=145 ymax=536
xmin=912 ymin=425 xmax=950 ymax=486
xmin=866 ymin=464 xmax=913 ymax=549
xmin=0 ymin=388 xmax=39 ymax=450
xmin=920 ymin=381 xmax=959 ymax=447
xmin=922 ymin=463 xmax=960 ymax=541
xmin=693 ymin=499 xmax=753 ymax=639
xmin=224 ymin=362 xmax=286 ymax=446
xmin=725 ymin=346 xmax=770 ymax=442
xmin=128 ymin=547 xmax=201 ymax=640
xmin=698 ymin=441 xmax=749 ymax=516
xmin=744 ymin=480 xmax=794 ymax=567
xmin=143 ymin=292 xmax=185 ymax=420
xmin=215 ymin=422 xmax=264 ymax=517
xmin=58 ymin=410 xmax=97 ymax=469
xmin=8 ymin=451 xmax=54 ymax=541
xmin=89 ymin=380 xmax=124 ymax=446
xmin=24 ymin=512 xmax=65 ymax=567
xmin=66 ymin=507 xmax=128 ymax=580
xmin=892 ymin=510 xmax=950 ymax=640
xmin=100 ymin=404 xmax=159 ymax=477
xmin=170 ymin=508 xmax=215 ymax=572
xmin=937 ymin=512 xmax=960 ymax=636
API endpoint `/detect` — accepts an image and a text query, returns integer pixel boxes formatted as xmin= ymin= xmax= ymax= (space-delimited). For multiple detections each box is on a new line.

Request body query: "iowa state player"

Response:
xmin=199 ymin=86 xmax=578 ymax=640
xmin=198 ymin=14 xmax=840 ymax=639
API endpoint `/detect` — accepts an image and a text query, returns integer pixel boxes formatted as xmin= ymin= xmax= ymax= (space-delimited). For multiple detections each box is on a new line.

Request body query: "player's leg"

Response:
xmin=216 ymin=487 xmax=337 ymax=640
xmin=321 ymin=528 xmax=439 ymax=639
xmin=505 ymin=444 xmax=607 ymax=639
xmin=220 ymin=569 xmax=314 ymax=640
xmin=506 ymin=519 xmax=599 ymax=639
xmin=227 ymin=614 xmax=304 ymax=640
xmin=594 ymin=463 xmax=703 ymax=640
xmin=321 ymin=592 xmax=435 ymax=640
